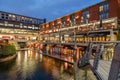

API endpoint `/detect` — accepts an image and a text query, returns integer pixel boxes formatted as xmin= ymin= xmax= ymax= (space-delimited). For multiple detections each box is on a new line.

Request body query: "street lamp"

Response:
xmin=86 ymin=14 xmax=90 ymax=31
xmin=70 ymin=19 xmax=77 ymax=80
xmin=59 ymin=22 xmax=64 ymax=58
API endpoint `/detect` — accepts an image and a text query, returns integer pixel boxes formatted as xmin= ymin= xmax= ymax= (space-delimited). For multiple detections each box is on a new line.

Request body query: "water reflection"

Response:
xmin=0 ymin=50 xmax=73 ymax=80
xmin=40 ymin=53 xmax=43 ymax=62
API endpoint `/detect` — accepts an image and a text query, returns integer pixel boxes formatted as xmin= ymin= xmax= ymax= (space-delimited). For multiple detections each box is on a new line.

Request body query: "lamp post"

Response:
xmin=86 ymin=14 xmax=90 ymax=31
xmin=59 ymin=23 xmax=64 ymax=58
xmin=86 ymin=14 xmax=90 ymax=43
xmin=70 ymin=19 xmax=77 ymax=80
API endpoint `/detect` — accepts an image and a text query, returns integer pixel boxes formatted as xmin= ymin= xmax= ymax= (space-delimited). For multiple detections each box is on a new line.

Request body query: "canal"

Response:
xmin=0 ymin=50 xmax=74 ymax=80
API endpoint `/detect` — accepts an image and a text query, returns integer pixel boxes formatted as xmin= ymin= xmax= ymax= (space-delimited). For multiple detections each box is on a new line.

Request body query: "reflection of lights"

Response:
xmin=35 ymin=52 xmax=38 ymax=60
xmin=64 ymin=34 xmax=69 ymax=37
xmin=64 ymin=62 xmax=68 ymax=70
xmin=40 ymin=54 xmax=43 ymax=62
xmin=17 ymin=51 xmax=21 ymax=62
xmin=28 ymin=50 xmax=31 ymax=57
xmin=24 ymin=51 xmax=28 ymax=62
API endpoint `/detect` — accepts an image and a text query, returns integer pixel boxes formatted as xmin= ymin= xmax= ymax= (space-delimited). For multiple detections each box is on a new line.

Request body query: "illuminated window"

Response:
xmin=4 ymin=21 xmax=8 ymax=26
xmin=99 ymin=6 xmax=104 ymax=12
xmin=20 ymin=23 xmax=23 ymax=28
xmin=16 ymin=16 xmax=20 ymax=21
xmin=0 ymin=13 xmax=1 ymax=19
xmin=23 ymin=25 xmax=27 ymax=28
xmin=15 ymin=25 xmax=20 ymax=28
xmin=8 ymin=24 xmax=14 ymax=27
xmin=12 ymin=15 xmax=16 ymax=21
xmin=54 ymin=20 xmax=58 ymax=28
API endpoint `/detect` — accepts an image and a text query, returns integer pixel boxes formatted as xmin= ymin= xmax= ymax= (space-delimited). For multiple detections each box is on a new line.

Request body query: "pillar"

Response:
xmin=110 ymin=29 xmax=114 ymax=41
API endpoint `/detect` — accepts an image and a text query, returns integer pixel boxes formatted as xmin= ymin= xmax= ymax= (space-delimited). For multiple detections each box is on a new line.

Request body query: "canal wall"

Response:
xmin=0 ymin=54 xmax=17 ymax=62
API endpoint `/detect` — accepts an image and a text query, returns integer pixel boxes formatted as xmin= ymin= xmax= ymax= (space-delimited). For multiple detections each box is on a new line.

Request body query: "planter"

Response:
xmin=0 ymin=54 xmax=17 ymax=62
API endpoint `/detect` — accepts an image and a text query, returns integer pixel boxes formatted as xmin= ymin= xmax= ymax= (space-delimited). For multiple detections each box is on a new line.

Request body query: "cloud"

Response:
xmin=0 ymin=0 xmax=102 ymax=21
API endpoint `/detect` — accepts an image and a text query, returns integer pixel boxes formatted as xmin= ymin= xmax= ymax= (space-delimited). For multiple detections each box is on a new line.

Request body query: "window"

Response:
xmin=4 ymin=21 xmax=8 ymax=26
xmin=23 ymin=25 xmax=27 ymax=28
xmin=15 ymin=25 xmax=20 ymax=28
xmin=6 ymin=14 xmax=8 ymax=20
xmin=99 ymin=1 xmax=109 ymax=20
xmin=8 ymin=14 xmax=12 ymax=20
xmin=12 ymin=15 xmax=16 ymax=21
xmin=34 ymin=20 xmax=37 ymax=24
xmin=28 ymin=26 xmax=32 ymax=29
xmin=20 ymin=23 xmax=23 ymax=28
xmin=61 ymin=17 xmax=65 ymax=24
xmin=16 ymin=16 xmax=20 ymax=21
xmin=1 ymin=13 xmax=5 ymax=19
xmin=8 ymin=24 xmax=14 ymax=27
xmin=70 ymin=14 xmax=75 ymax=22
xmin=21 ymin=17 xmax=25 ymax=22
xmin=82 ymin=9 xmax=89 ymax=23
xmin=0 ymin=13 xmax=1 ymax=19
xmin=34 ymin=27 xmax=39 ymax=30
xmin=39 ymin=19 xmax=46 ymax=24
xmin=54 ymin=20 xmax=58 ymax=27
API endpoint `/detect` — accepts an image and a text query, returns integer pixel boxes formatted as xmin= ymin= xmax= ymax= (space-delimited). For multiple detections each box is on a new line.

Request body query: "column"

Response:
xmin=110 ymin=29 xmax=114 ymax=41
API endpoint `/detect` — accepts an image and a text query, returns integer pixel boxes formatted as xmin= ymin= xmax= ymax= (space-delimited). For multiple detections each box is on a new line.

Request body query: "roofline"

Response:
xmin=0 ymin=11 xmax=44 ymax=20
xmin=41 ymin=0 xmax=107 ymax=25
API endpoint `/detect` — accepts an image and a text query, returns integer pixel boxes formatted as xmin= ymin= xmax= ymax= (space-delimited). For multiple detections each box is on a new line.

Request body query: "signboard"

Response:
xmin=2 ymin=36 xmax=10 ymax=39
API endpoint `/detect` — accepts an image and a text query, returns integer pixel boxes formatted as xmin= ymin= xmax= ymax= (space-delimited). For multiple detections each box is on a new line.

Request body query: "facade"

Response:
xmin=40 ymin=0 xmax=120 ymax=62
xmin=0 ymin=11 xmax=46 ymax=40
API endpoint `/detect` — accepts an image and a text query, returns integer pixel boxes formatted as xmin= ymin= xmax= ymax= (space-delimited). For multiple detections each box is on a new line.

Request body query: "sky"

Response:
xmin=0 ymin=0 xmax=102 ymax=21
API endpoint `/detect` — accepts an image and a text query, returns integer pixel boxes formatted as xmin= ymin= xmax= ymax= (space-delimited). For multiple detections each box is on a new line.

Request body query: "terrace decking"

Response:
xmin=90 ymin=60 xmax=112 ymax=80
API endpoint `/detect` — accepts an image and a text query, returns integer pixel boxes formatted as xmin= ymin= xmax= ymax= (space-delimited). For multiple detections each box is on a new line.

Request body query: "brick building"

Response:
xmin=40 ymin=0 xmax=120 ymax=42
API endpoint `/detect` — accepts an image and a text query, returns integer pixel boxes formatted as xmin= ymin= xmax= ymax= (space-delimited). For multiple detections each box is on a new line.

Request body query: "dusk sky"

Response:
xmin=0 ymin=0 xmax=102 ymax=21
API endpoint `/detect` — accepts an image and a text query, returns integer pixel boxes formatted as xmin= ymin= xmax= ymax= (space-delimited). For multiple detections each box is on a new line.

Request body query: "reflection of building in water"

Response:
xmin=35 ymin=51 xmax=38 ymax=60
xmin=24 ymin=51 xmax=28 ymax=62
xmin=40 ymin=54 xmax=43 ymax=62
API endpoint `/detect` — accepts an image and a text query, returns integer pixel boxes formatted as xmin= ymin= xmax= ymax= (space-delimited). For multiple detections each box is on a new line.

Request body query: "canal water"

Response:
xmin=0 ymin=50 xmax=73 ymax=80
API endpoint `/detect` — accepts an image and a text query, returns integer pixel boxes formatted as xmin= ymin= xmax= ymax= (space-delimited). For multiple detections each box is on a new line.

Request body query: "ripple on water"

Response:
xmin=0 ymin=50 xmax=73 ymax=80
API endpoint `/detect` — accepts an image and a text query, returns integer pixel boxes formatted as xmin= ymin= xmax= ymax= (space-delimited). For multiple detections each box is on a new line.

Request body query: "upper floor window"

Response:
xmin=1 ymin=13 xmax=5 ymax=19
xmin=99 ymin=1 xmax=109 ymax=20
xmin=70 ymin=14 xmax=75 ymax=23
xmin=54 ymin=20 xmax=58 ymax=27
xmin=5 ymin=14 xmax=8 ymax=20
xmin=81 ymin=9 xmax=89 ymax=23
xmin=0 ymin=13 xmax=1 ymax=19
xmin=61 ymin=17 xmax=65 ymax=25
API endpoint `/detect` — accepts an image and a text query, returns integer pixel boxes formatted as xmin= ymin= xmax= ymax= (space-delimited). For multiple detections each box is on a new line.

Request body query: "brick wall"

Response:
xmin=118 ymin=0 xmax=120 ymax=19
xmin=89 ymin=4 xmax=99 ymax=22
xmin=108 ymin=0 xmax=118 ymax=18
